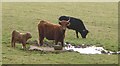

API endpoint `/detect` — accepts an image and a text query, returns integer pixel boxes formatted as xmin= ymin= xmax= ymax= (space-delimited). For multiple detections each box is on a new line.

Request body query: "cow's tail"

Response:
xmin=11 ymin=30 xmax=16 ymax=47
xmin=12 ymin=30 xmax=17 ymax=35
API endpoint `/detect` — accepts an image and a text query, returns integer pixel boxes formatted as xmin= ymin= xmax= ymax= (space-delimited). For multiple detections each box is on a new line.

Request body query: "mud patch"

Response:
xmin=28 ymin=45 xmax=67 ymax=54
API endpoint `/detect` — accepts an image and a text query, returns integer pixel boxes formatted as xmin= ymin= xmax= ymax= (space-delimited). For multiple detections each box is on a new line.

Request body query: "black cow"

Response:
xmin=58 ymin=16 xmax=89 ymax=38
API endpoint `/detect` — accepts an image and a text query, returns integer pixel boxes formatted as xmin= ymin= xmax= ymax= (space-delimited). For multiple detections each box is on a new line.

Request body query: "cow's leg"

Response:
xmin=75 ymin=30 xmax=79 ymax=38
xmin=61 ymin=41 xmax=64 ymax=47
xmin=55 ymin=40 xmax=58 ymax=45
xmin=39 ymin=36 xmax=41 ymax=46
xmin=38 ymin=28 xmax=45 ymax=46
xmin=40 ymin=37 xmax=44 ymax=46
xmin=13 ymin=41 xmax=16 ymax=48
xmin=22 ymin=43 xmax=26 ymax=49
xmin=22 ymin=41 xmax=26 ymax=50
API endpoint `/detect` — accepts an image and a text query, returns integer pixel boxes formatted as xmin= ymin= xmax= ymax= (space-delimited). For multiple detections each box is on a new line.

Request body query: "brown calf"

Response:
xmin=11 ymin=30 xmax=32 ymax=49
xmin=38 ymin=20 xmax=70 ymax=47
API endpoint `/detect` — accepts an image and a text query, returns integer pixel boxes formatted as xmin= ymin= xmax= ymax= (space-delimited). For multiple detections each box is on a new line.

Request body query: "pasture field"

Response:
xmin=2 ymin=2 xmax=118 ymax=64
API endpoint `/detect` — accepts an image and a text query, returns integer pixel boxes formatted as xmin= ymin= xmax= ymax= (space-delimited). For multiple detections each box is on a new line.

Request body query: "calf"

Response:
xmin=59 ymin=16 xmax=89 ymax=38
xmin=11 ymin=30 xmax=32 ymax=49
xmin=38 ymin=20 xmax=70 ymax=47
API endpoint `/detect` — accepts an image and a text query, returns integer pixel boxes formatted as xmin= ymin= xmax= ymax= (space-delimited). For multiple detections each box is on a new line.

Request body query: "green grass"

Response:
xmin=2 ymin=44 xmax=118 ymax=64
xmin=2 ymin=2 xmax=118 ymax=64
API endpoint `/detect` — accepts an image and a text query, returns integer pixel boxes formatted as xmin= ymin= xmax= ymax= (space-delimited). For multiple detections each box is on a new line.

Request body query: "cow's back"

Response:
xmin=12 ymin=30 xmax=20 ymax=38
xmin=12 ymin=30 xmax=23 ymax=42
xmin=38 ymin=20 xmax=62 ymax=40
xmin=67 ymin=17 xmax=86 ymax=30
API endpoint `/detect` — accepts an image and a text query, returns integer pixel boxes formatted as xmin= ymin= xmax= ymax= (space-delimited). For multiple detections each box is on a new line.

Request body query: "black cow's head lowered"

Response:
xmin=80 ymin=29 xmax=89 ymax=38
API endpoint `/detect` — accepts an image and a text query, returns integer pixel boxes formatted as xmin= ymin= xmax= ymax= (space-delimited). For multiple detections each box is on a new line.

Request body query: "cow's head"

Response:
xmin=26 ymin=32 xmax=32 ymax=39
xmin=59 ymin=19 xmax=70 ymax=30
xmin=80 ymin=29 xmax=89 ymax=38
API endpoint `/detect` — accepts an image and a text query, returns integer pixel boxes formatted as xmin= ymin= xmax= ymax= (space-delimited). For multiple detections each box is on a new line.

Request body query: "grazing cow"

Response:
xmin=11 ymin=30 xmax=32 ymax=49
xmin=59 ymin=16 xmax=89 ymax=38
xmin=38 ymin=20 xmax=70 ymax=47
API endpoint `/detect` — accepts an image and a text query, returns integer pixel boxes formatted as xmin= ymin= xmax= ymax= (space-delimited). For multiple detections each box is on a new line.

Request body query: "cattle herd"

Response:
xmin=11 ymin=16 xmax=89 ymax=49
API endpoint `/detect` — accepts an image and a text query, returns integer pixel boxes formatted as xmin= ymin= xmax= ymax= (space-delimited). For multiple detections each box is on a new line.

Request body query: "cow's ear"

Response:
xmin=59 ymin=22 xmax=61 ymax=25
xmin=26 ymin=32 xmax=32 ymax=38
xmin=87 ymin=30 xmax=89 ymax=33
xmin=67 ymin=22 xmax=70 ymax=26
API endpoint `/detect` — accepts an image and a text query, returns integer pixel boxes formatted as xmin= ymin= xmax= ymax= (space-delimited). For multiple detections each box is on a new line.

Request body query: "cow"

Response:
xmin=11 ymin=30 xmax=32 ymax=49
xmin=59 ymin=16 xmax=89 ymax=38
xmin=38 ymin=20 xmax=70 ymax=47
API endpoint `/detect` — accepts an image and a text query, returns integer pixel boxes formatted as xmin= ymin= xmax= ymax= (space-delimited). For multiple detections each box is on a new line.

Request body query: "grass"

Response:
xmin=2 ymin=2 xmax=118 ymax=64
xmin=2 ymin=44 xmax=118 ymax=64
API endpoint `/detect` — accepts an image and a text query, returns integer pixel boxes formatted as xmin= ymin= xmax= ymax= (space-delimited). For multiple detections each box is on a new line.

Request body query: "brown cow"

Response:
xmin=38 ymin=20 xmax=70 ymax=47
xmin=11 ymin=30 xmax=32 ymax=49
